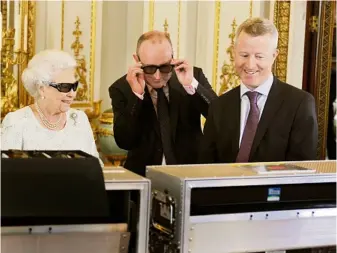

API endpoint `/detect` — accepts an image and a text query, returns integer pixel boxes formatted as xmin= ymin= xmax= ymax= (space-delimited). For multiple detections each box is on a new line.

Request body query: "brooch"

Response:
xmin=70 ymin=112 xmax=78 ymax=126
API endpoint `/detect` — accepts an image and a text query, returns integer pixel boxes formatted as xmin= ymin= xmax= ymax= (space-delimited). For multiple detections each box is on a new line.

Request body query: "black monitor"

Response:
xmin=1 ymin=150 xmax=110 ymax=226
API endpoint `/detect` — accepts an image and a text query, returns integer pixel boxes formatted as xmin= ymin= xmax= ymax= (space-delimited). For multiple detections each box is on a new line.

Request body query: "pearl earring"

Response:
xmin=41 ymin=96 xmax=45 ymax=100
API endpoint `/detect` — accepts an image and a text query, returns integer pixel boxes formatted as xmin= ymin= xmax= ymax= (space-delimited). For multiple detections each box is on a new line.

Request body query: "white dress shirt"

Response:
xmin=239 ymin=74 xmax=274 ymax=146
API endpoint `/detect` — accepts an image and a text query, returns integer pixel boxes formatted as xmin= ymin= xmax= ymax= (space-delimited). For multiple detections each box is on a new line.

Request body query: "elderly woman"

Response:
xmin=1 ymin=49 xmax=101 ymax=163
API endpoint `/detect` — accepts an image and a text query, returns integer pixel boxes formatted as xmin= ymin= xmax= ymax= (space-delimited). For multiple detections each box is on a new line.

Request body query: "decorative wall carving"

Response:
xmin=273 ymin=1 xmax=291 ymax=82
xmin=61 ymin=0 xmax=65 ymax=50
xmin=1 ymin=0 xmax=34 ymax=119
xmin=163 ymin=18 xmax=169 ymax=35
xmin=60 ymin=0 xmax=96 ymax=108
xmin=71 ymin=16 xmax=89 ymax=102
xmin=149 ymin=0 xmax=155 ymax=31
xmin=315 ymin=1 xmax=335 ymax=158
xmin=1 ymin=29 xmax=21 ymax=116
xmin=218 ymin=19 xmax=241 ymax=95
xmin=218 ymin=1 xmax=253 ymax=95
xmin=27 ymin=1 xmax=35 ymax=60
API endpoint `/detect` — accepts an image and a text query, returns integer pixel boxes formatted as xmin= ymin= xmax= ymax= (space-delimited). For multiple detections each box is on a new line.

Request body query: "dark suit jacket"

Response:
xmin=199 ymin=77 xmax=318 ymax=163
xmin=109 ymin=67 xmax=217 ymax=175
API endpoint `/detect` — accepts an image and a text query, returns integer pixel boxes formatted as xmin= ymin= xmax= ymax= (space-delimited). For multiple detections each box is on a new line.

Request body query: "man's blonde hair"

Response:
xmin=136 ymin=30 xmax=172 ymax=54
xmin=236 ymin=17 xmax=278 ymax=48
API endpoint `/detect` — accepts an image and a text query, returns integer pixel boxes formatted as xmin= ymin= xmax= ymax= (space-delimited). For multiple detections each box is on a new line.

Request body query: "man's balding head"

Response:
xmin=136 ymin=30 xmax=173 ymax=55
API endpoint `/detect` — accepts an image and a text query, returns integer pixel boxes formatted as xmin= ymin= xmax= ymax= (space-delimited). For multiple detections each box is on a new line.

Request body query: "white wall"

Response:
xmin=100 ymin=1 xmax=127 ymax=112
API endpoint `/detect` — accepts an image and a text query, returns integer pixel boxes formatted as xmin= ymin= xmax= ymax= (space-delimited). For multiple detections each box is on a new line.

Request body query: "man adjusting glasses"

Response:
xmin=109 ymin=30 xmax=218 ymax=177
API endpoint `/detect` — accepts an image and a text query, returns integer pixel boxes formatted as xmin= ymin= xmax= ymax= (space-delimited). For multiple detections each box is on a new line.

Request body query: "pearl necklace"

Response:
xmin=35 ymin=102 xmax=62 ymax=130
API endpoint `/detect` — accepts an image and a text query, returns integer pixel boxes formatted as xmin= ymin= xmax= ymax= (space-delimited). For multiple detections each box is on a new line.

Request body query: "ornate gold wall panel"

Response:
xmin=1 ymin=0 xmax=35 ymax=119
xmin=149 ymin=0 xmax=155 ymax=31
xmin=61 ymin=0 xmax=96 ymax=108
xmin=273 ymin=1 xmax=291 ymax=82
xmin=89 ymin=0 xmax=96 ymax=109
xmin=61 ymin=0 xmax=65 ymax=50
xmin=218 ymin=2 xmax=253 ymax=94
xmin=71 ymin=16 xmax=88 ymax=102
xmin=27 ymin=1 xmax=35 ymax=60
xmin=315 ymin=1 xmax=335 ymax=159
xmin=218 ymin=19 xmax=241 ymax=95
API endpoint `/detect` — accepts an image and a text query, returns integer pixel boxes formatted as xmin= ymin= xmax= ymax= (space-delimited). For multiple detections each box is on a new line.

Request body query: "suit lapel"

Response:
xmin=168 ymin=72 xmax=186 ymax=143
xmin=249 ymin=77 xmax=285 ymax=160
xmin=229 ymin=88 xmax=241 ymax=161
xmin=144 ymin=86 xmax=160 ymax=137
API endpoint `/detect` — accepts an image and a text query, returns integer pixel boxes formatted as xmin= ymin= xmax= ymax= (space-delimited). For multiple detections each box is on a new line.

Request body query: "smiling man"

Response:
xmin=109 ymin=31 xmax=217 ymax=176
xmin=199 ymin=17 xmax=318 ymax=163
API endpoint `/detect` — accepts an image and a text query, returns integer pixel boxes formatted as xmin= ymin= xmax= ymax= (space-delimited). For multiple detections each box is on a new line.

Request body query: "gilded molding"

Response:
xmin=218 ymin=18 xmax=241 ymax=95
xmin=1 ymin=1 xmax=8 ymax=72
xmin=177 ymin=0 xmax=181 ymax=58
xmin=18 ymin=1 xmax=26 ymax=106
xmin=85 ymin=100 xmax=102 ymax=121
xmin=163 ymin=18 xmax=169 ymax=35
xmin=27 ymin=1 xmax=35 ymax=56
xmin=1 ymin=1 xmax=7 ymax=29
xmin=97 ymin=128 xmax=113 ymax=137
xmin=60 ymin=1 xmax=95 ymax=107
xmin=104 ymin=155 xmax=127 ymax=166
xmin=249 ymin=0 xmax=253 ymax=18
xmin=149 ymin=0 xmax=155 ymax=31
xmin=70 ymin=0 xmax=95 ymax=108
xmin=315 ymin=1 xmax=335 ymax=158
xmin=1 ymin=0 xmax=35 ymax=118
xmin=212 ymin=1 xmax=221 ymax=91
xmin=27 ymin=1 xmax=35 ymax=59
xmin=71 ymin=16 xmax=89 ymax=102
xmin=19 ymin=1 xmax=34 ymax=106
xmin=89 ymin=0 xmax=96 ymax=107
xmin=20 ymin=1 xmax=25 ymax=51
xmin=1 ymin=29 xmax=26 ymax=117
xmin=61 ymin=0 xmax=64 ymax=50
xmin=273 ymin=1 xmax=290 ymax=82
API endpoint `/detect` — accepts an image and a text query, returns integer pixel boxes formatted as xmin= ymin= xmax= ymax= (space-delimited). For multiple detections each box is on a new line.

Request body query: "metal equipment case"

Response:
xmin=104 ymin=167 xmax=151 ymax=253
xmin=147 ymin=161 xmax=336 ymax=253
xmin=1 ymin=150 xmax=150 ymax=253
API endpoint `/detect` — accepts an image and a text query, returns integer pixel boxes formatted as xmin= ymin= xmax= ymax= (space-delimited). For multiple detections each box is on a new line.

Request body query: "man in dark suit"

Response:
xmin=199 ymin=17 xmax=318 ymax=163
xmin=109 ymin=31 xmax=217 ymax=175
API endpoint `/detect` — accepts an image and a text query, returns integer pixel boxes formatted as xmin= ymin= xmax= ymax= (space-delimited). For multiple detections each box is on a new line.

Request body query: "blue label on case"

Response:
xmin=267 ymin=187 xmax=281 ymax=201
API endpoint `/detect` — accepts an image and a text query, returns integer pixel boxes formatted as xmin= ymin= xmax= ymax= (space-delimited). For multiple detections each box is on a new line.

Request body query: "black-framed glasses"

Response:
xmin=141 ymin=64 xmax=174 ymax=75
xmin=49 ymin=81 xmax=79 ymax=93
xmin=137 ymin=54 xmax=175 ymax=75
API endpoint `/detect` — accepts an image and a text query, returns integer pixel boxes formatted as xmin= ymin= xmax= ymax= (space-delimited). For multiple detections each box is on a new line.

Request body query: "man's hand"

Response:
xmin=172 ymin=59 xmax=193 ymax=86
xmin=126 ymin=56 xmax=145 ymax=95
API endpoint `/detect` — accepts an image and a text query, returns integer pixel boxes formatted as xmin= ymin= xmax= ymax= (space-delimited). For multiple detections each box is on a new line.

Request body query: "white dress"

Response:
xmin=1 ymin=106 xmax=100 ymax=161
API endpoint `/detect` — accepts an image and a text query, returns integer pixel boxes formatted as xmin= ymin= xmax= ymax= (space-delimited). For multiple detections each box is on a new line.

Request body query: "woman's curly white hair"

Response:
xmin=22 ymin=49 xmax=77 ymax=98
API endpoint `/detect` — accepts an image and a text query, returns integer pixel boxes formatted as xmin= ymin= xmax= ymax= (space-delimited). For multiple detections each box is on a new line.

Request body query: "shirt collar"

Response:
xmin=146 ymin=83 xmax=169 ymax=95
xmin=240 ymin=74 xmax=274 ymax=98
